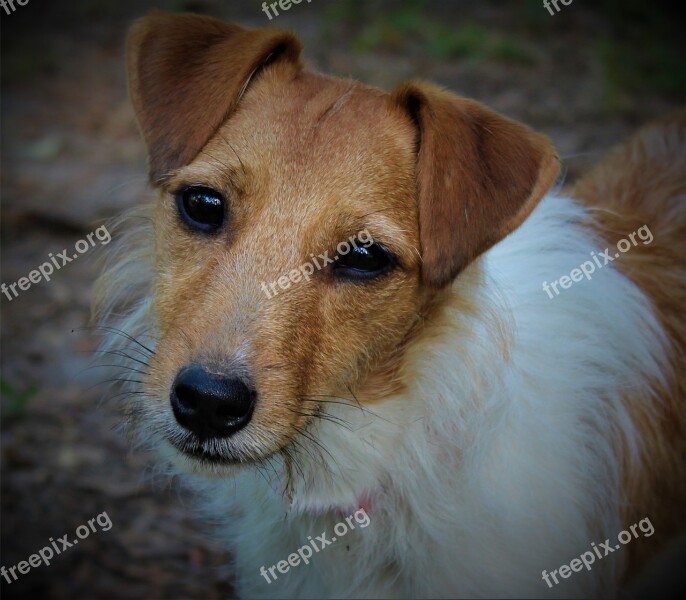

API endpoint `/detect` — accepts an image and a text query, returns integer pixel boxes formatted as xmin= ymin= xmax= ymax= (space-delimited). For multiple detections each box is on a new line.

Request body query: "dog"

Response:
xmin=93 ymin=11 xmax=686 ymax=598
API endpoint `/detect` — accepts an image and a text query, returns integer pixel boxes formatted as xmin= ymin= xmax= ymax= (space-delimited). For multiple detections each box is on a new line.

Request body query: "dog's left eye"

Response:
xmin=176 ymin=186 xmax=225 ymax=232
xmin=334 ymin=244 xmax=394 ymax=279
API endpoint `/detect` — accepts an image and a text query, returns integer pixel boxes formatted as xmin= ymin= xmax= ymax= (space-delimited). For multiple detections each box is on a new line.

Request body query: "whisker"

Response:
xmin=301 ymin=395 xmax=358 ymax=408
xmin=291 ymin=407 xmax=353 ymax=431
xmin=85 ymin=377 xmax=146 ymax=392
xmin=77 ymin=325 xmax=156 ymax=356
xmin=287 ymin=436 xmax=320 ymax=471
xmin=345 ymin=385 xmax=363 ymax=410
xmin=106 ymin=390 xmax=155 ymax=402
xmin=282 ymin=445 xmax=305 ymax=484
xmin=81 ymin=364 xmax=150 ymax=376
xmin=200 ymin=149 xmax=235 ymax=176
xmin=306 ymin=392 xmax=397 ymax=426
xmin=292 ymin=424 xmax=340 ymax=472
xmin=86 ymin=349 xmax=151 ymax=368
xmin=218 ymin=132 xmax=248 ymax=178
xmin=253 ymin=462 xmax=274 ymax=490
xmin=263 ymin=454 xmax=282 ymax=484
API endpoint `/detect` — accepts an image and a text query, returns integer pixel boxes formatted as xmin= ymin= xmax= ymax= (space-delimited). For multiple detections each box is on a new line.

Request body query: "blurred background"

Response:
xmin=1 ymin=0 xmax=684 ymax=598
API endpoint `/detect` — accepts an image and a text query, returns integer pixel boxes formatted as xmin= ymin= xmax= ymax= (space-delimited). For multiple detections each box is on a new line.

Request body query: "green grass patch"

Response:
xmin=1 ymin=377 xmax=38 ymax=419
xmin=346 ymin=0 xmax=533 ymax=64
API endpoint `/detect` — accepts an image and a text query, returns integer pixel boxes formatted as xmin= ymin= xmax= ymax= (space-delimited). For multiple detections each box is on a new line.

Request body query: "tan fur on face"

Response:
xmin=146 ymin=67 xmax=424 ymax=459
xmin=571 ymin=112 xmax=686 ymax=579
xmin=124 ymin=12 xmax=561 ymax=465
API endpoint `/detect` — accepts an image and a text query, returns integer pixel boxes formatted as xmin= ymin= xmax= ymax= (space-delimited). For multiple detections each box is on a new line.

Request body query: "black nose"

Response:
xmin=170 ymin=365 xmax=256 ymax=439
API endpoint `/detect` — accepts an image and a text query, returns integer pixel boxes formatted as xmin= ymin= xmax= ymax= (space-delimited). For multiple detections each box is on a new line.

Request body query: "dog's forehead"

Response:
xmin=222 ymin=69 xmax=416 ymax=182
xmin=188 ymin=68 xmax=420 ymax=237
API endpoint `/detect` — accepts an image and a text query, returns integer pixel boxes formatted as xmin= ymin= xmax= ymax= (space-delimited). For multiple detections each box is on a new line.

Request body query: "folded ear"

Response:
xmin=127 ymin=11 xmax=302 ymax=183
xmin=391 ymin=82 xmax=560 ymax=287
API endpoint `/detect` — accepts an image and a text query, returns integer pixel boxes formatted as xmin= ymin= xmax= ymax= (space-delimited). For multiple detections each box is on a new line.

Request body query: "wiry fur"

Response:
xmin=93 ymin=13 xmax=685 ymax=599
xmin=571 ymin=112 xmax=686 ymax=574
xmin=94 ymin=193 xmax=669 ymax=598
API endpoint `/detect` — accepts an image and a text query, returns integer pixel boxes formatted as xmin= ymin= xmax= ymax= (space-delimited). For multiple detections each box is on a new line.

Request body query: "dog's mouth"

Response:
xmin=176 ymin=443 xmax=234 ymax=464
xmin=165 ymin=419 xmax=318 ymax=474
xmin=168 ymin=433 xmax=250 ymax=465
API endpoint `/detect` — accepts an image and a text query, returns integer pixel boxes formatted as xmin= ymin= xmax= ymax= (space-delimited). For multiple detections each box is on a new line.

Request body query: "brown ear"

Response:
xmin=127 ymin=11 xmax=302 ymax=183
xmin=391 ymin=82 xmax=560 ymax=287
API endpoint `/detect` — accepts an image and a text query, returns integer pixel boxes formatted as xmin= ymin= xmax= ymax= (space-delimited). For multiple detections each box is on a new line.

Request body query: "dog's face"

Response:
xmin=150 ymin=72 xmax=425 ymax=467
xmin=124 ymin=12 xmax=559 ymax=474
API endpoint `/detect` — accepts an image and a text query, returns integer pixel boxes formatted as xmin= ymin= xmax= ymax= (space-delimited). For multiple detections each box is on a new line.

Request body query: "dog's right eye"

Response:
xmin=176 ymin=186 xmax=225 ymax=232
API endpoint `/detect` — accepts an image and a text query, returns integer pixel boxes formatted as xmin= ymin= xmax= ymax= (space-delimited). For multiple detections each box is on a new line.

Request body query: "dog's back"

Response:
xmin=572 ymin=112 xmax=686 ymax=575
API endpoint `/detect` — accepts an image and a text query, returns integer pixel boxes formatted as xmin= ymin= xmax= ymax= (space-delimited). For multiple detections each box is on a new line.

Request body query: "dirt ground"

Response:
xmin=1 ymin=1 xmax=684 ymax=598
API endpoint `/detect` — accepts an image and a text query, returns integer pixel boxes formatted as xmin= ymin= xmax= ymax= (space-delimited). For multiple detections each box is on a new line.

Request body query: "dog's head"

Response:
xmin=119 ymin=12 xmax=558 ymax=476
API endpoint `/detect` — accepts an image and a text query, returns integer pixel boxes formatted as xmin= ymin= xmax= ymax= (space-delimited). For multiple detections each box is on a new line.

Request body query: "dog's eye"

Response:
xmin=334 ymin=243 xmax=394 ymax=279
xmin=176 ymin=186 xmax=225 ymax=232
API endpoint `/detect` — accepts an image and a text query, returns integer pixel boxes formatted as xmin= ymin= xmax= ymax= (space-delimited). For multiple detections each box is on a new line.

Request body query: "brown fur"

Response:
xmin=571 ymin=112 xmax=686 ymax=577
xmin=127 ymin=12 xmax=302 ymax=182
xmin=392 ymin=82 xmax=560 ymax=286
xmin=122 ymin=11 xmax=685 ymax=586
xmin=125 ymin=12 xmax=556 ymax=460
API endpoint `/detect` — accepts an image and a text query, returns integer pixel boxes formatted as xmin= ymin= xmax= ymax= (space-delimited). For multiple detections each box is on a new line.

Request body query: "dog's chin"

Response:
xmin=158 ymin=434 xmax=261 ymax=478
